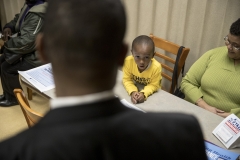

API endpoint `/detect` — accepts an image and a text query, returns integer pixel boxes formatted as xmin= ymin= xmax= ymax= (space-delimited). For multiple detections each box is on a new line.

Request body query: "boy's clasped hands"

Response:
xmin=131 ymin=91 xmax=145 ymax=104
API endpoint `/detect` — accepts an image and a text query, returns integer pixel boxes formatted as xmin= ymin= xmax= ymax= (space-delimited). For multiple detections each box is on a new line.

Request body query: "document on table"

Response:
xmin=205 ymin=140 xmax=240 ymax=160
xmin=120 ymin=99 xmax=145 ymax=112
xmin=213 ymin=114 xmax=240 ymax=149
xmin=18 ymin=63 xmax=55 ymax=92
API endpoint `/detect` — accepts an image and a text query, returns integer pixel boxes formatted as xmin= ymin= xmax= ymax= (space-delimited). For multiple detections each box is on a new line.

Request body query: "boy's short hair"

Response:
xmin=132 ymin=35 xmax=155 ymax=54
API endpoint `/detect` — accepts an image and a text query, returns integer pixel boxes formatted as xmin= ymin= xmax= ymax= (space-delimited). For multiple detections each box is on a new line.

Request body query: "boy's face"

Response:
xmin=132 ymin=43 xmax=154 ymax=72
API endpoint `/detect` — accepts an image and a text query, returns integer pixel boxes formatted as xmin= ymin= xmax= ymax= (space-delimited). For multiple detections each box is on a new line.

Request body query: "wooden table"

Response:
xmin=20 ymin=70 xmax=240 ymax=153
xmin=114 ymin=71 xmax=240 ymax=154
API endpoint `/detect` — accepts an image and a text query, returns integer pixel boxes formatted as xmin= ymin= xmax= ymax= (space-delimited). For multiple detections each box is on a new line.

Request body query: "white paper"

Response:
xmin=216 ymin=126 xmax=233 ymax=143
xmin=120 ymin=99 xmax=145 ymax=112
xmin=18 ymin=63 xmax=55 ymax=92
xmin=213 ymin=114 xmax=240 ymax=149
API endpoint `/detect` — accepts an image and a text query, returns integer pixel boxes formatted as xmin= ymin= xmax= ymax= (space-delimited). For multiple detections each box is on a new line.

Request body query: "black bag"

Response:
xmin=171 ymin=46 xmax=185 ymax=99
xmin=174 ymin=87 xmax=185 ymax=99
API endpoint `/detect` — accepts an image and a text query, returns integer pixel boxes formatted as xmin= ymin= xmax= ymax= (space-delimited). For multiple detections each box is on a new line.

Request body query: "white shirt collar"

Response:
xmin=50 ymin=90 xmax=115 ymax=110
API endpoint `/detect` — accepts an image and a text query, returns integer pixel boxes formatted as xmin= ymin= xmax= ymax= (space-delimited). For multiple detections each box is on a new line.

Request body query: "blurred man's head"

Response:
xmin=36 ymin=0 xmax=127 ymax=95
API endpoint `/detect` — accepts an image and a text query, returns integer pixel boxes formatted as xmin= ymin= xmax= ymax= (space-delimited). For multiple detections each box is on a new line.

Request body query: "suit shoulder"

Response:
xmin=142 ymin=112 xmax=198 ymax=123
xmin=115 ymin=111 xmax=199 ymax=128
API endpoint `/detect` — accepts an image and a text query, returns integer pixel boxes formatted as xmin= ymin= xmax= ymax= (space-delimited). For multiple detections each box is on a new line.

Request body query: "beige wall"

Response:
xmin=122 ymin=0 xmax=240 ymax=72
xmin=0 ymin=0 xmax=25 ymax=29
xmin=1 ymin=0 xmax=240 ymax=72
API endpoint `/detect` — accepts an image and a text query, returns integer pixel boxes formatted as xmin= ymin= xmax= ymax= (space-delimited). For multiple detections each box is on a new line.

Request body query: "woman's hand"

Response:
xmin=196 ymin=98 xmax=230 ymax=117
xmin=204 ymin=105 xmax=224 ymax=114
xmin=217 ymin=112 xmax=231 ymax=118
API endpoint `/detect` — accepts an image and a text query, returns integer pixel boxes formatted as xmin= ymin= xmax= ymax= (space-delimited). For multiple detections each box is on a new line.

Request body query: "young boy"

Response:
xmin=123 ymin=35 xmax=162 ymax=104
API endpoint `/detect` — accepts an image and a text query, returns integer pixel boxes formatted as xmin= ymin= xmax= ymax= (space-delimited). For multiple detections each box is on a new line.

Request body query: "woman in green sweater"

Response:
xmin=181 ymin=18 xmax=240 ymax=118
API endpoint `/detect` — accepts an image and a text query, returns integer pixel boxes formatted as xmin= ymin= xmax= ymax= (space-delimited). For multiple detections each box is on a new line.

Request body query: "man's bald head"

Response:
xmin=37 ymin=0 xmax=127 ymax=95
xmin=42 ymin=0 xmax=126 ymax=69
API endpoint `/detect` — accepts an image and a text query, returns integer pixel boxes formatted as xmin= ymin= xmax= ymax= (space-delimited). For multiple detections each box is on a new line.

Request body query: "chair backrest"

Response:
xmin=14 ymin=89 xmax=43 ymax=128
xmin=149 ymin=33 xmax=190 ymax=93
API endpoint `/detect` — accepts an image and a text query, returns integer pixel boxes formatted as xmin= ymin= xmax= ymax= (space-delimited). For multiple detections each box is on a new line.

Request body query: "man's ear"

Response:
xmin=36 ymin=33 xmax=49 ymax=63
xmin=118 ymin=43 xmax=128 ymax=66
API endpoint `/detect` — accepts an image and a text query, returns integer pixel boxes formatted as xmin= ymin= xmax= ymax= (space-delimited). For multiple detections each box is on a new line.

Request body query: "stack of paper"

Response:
xmin=18 ymin=63 xmax=55 ymax=92
xmin=213 ymin=114 xmax=240 ymax=149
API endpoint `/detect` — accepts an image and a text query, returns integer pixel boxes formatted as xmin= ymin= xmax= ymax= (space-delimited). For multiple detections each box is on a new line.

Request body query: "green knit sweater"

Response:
xmin=181 ymin=46 xmax=240 ymax=117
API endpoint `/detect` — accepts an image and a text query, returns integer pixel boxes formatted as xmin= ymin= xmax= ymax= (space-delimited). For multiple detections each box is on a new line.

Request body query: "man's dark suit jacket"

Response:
xmin=0 ymin=98 xmax=207 ymax=160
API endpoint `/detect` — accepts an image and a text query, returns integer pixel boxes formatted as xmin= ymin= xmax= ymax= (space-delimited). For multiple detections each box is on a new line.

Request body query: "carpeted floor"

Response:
xmin=0 ymin=81 xmax=50 ymax=142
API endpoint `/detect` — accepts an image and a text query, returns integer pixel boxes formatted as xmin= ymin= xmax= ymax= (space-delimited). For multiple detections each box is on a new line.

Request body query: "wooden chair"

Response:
xmin=149 ymin=33 xmax=190 ymax=94
xmin=14 ymin=88 xmax=43 ymax=128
